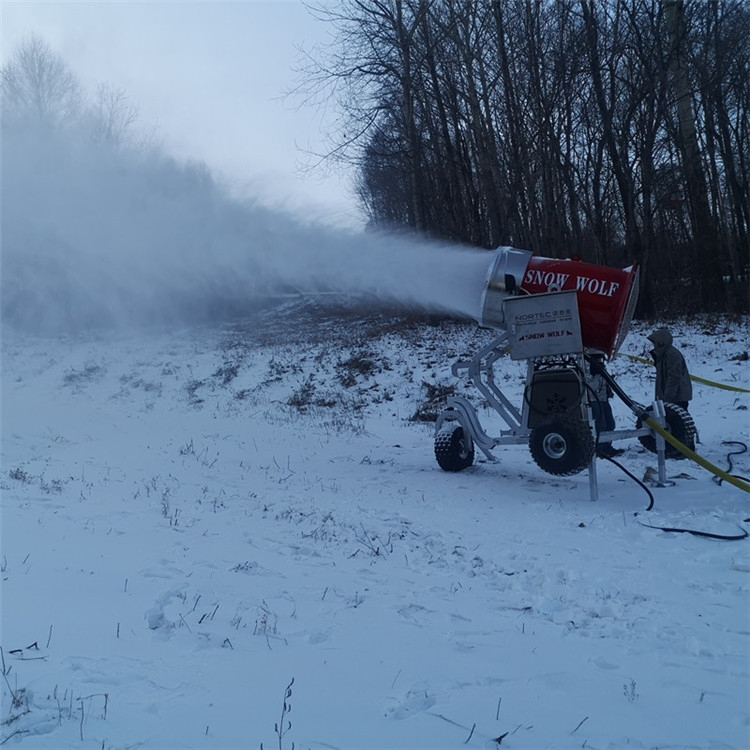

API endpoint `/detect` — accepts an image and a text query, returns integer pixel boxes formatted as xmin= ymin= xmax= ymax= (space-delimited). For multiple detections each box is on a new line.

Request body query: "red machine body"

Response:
xmin=520 ymin=256 xmax=639 ymax=357
xmin=479 ymin=247 xmax=639 ymax=358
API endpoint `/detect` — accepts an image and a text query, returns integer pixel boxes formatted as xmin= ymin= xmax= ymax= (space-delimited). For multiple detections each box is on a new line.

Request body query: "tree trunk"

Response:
xmin=664 ymin=0 xmax=724 ymax=307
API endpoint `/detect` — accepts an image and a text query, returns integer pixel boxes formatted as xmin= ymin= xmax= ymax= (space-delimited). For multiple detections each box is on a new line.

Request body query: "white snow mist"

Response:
xmin=1 ymin=122 xmax=491 ymax=333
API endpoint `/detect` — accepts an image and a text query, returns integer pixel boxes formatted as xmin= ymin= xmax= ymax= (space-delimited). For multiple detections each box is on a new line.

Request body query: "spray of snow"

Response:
xmin=1 ymin=122 xmax=492 ymax=333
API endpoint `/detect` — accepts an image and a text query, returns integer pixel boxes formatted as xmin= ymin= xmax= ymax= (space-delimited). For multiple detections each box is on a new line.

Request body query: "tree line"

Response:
xmin=300 ymin=0 xmax=749 ymax=316
xmin=0 ymin=35 xmax=150 ymax=150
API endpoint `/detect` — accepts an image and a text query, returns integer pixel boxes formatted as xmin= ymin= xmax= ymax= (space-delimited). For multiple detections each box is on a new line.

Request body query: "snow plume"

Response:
xmin=1 ymin=122 xmax=491 ymax=334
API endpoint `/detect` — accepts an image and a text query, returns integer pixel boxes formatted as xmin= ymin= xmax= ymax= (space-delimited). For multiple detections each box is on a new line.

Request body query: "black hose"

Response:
xmin=636 ymin=521 xmax=748 ymax=541
xmin=600 ymin=454 xmax=655 ymax=511
xmin=587 ymin=356 xmax=646 ymax=417
xmin=712 ymin=441 xmax=750 ymax=486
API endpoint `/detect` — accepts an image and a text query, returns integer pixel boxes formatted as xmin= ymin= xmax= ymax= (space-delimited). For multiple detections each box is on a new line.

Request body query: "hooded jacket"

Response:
xmin=648 ymin=328 xmax=692 ymax=404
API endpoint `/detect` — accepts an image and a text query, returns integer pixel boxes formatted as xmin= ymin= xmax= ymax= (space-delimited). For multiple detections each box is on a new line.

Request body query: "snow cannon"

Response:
xmin=479 ymin=247 xmax=640 ymax=358
xmin=435 ymin=245 xmax=695 ymax=501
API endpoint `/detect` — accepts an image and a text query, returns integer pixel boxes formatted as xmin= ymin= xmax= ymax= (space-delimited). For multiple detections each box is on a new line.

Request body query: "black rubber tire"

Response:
xmin=435 ymin=425 xmax=474 ymax=472
xmin=636 ymin=403 xmax=696 ymax=459
xmin=529 ymin=417 xmax=595 ymax=476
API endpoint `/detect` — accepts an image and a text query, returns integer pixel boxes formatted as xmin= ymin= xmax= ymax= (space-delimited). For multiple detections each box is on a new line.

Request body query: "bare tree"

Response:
xmin=688 ymin=0 xmax=749 ymax=289
xmin=1 ymin=35 xmax=82 ymax=128
xmin=298 ymin=0 xmax=748 ymax=313
xmin=91 ymin=82 xmax=139 ymax=145
xmin=664 ymin=0 xmax=724 ymax=307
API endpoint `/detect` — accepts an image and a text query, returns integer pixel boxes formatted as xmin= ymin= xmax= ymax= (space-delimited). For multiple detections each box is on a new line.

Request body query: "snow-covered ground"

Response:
xmin=2 ymin=302 xmax=749 ymax=750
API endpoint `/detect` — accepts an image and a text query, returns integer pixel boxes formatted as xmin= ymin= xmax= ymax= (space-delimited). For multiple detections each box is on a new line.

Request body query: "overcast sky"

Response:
xmin=1 ymin=0 xmax=364 ymax=228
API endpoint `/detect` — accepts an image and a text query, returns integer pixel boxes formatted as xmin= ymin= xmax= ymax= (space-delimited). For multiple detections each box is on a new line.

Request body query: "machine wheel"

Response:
xmin=529 ymin=417 xmax=594 ymax=476
xmin=435 ymin=425 xmax=474 ymax=472
xmin=636 ymin=403 xmax=696 ymax=459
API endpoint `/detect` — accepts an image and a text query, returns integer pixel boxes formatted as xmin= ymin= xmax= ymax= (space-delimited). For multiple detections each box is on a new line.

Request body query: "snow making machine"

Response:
xmin=434 ymin=247 xmax=697 ymax=499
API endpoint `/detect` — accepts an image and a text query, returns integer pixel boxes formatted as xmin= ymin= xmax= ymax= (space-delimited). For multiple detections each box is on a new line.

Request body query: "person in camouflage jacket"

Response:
xmin=647 ymin=327 xmax=693 ymax=411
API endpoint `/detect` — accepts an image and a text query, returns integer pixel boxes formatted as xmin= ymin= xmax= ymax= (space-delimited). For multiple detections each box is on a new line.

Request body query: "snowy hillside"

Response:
xmin=2 ymin=302 xmax=749 ymax=750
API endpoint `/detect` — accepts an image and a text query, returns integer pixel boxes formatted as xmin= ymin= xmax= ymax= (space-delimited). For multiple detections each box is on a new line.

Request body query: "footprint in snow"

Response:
xmin=386 ymin=686 xmax=436 ymax=719
xmin=397 ymin=603 xmax=437 ymax=625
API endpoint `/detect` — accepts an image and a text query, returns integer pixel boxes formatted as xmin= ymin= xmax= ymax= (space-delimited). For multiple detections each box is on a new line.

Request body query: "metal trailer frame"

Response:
xmin=435 ymin=330 xmax=671 ymax=501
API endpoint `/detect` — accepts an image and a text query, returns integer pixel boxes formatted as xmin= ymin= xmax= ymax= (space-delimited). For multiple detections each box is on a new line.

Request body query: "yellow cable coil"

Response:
xmin=623 ymin=353 xmax=750 ymax=394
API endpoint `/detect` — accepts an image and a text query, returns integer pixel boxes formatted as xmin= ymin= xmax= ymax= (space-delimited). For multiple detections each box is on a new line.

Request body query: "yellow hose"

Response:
xmin=644 ymin=416 xmax=750 ymax=494
xmin=624 ymin=353 xmax=750 ymax=394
